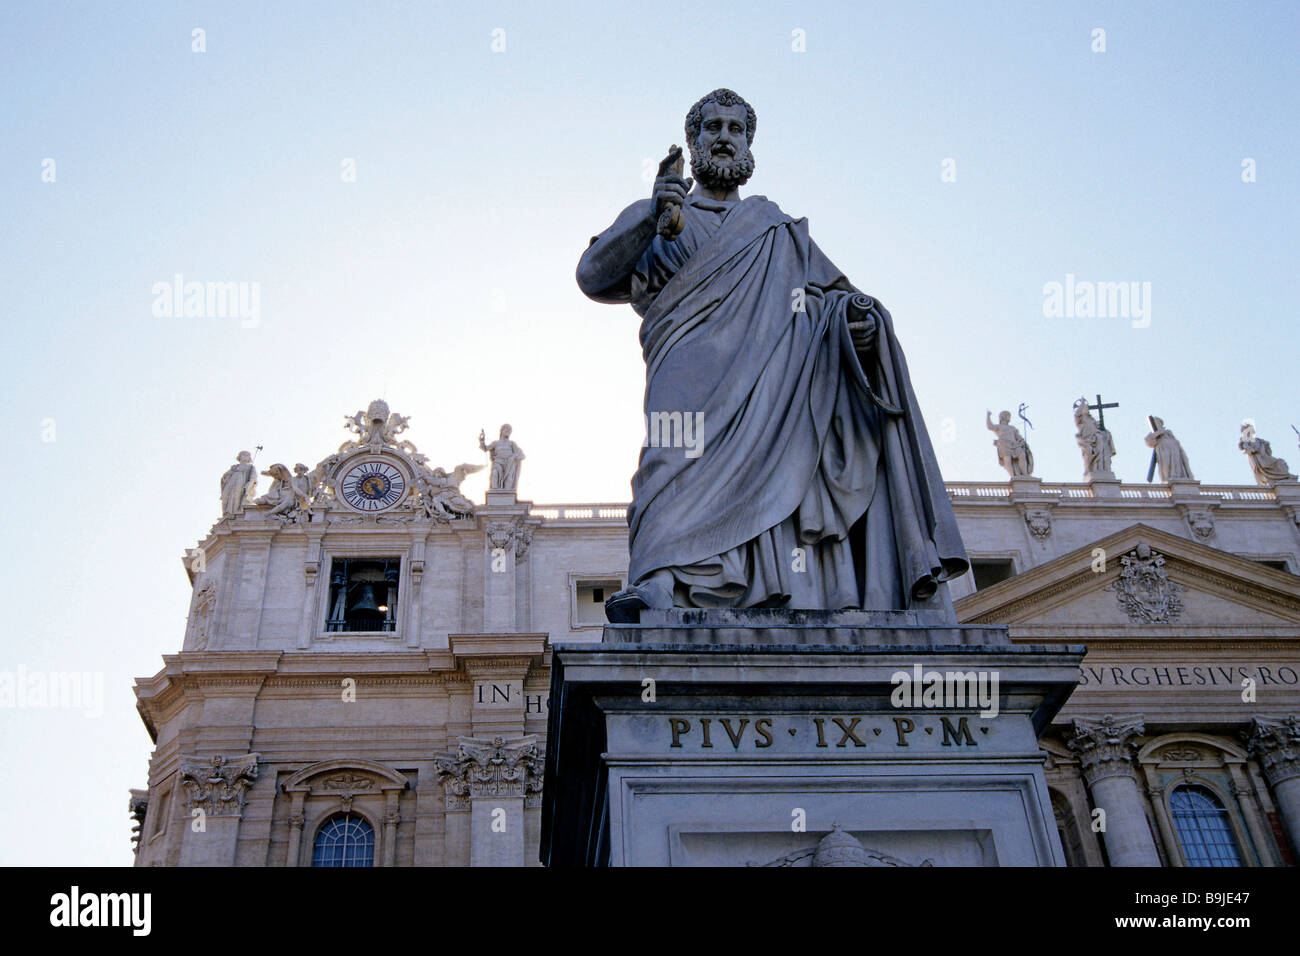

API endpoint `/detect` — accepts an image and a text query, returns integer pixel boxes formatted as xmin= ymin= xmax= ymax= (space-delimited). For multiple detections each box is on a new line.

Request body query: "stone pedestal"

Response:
xmin=1009 ymin=475 xmax=1043 ymax=499
xmin=540 ymin=611 xmax=1083 ymax=867
xmin=1086 ymin=474 xmax=1122 ymax=497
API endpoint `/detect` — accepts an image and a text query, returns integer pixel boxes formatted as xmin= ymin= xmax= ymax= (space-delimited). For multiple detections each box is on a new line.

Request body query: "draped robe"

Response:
xmin=606 ymin=194 xmax=967 ymax=611
xmin=1145 ymin=428 xmax=1192 ymax=481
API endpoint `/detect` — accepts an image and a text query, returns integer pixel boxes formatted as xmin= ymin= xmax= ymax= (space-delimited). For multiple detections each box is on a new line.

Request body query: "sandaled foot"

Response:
xmin=605 ymin=587 xmax=648 ymax=624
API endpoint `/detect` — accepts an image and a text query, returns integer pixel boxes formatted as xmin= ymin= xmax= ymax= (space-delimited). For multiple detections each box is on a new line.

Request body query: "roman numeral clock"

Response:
xmin=338 ymin=458 xmax=408 ymax=513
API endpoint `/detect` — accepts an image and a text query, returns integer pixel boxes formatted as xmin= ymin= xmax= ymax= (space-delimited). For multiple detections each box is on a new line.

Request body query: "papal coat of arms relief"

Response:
xmin=1108 ymin=543 xmax=1184 ymax=624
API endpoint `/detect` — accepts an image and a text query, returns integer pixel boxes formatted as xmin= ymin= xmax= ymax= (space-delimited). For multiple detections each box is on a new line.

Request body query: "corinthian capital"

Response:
xmin=435 ymin=735 xmax=545 ymax=809
xmin=1067 ymin=714 xmax=1146 ymax=787
xmin=179 ymin=753 xmax=260 ymax=818
xmin=1246 ymin=715 xmax=1300 ymax=787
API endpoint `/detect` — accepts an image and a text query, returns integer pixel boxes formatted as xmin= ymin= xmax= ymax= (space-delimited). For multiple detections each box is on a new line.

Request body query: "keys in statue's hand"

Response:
xmin=846 ymin=293 xmax=879 ymax=352
xmin=652 ymin=145 xmax=693 ymax=238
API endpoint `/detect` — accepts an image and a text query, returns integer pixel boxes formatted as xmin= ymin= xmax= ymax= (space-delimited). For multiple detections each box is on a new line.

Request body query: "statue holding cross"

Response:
xmin=1073 ymin=395 xmax=1117 ymax=480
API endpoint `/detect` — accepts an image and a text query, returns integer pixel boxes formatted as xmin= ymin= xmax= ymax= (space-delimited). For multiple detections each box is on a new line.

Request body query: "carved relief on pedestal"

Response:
xmin=1159 ymin=747 xmax=1205 ymax=762
xmin=1023 ymin=508 xmax=1052 ymax=539
xmin=1245 ymin=715 xmax=1300 ymax=787
xmin=1067 ymin=715 xmax=1145 ymax=787
xmin=189 ymin=583 xmax=217 ymax=650
xmin=485 ymin=518 xmax=535 ymax=562
xmin=1108 ymin=543 xmax=1184 ymax=623
xmin=321 ymin=772 xmax=375 ymax=792
xmin=178 ymin=753 xmax=260 ymax=818
xmin=750 ymin=825 xmax=934 ymax=867
xmin=1183 ymin=509 xmax=1215 ymax=541
xmin=435 ymin=735 xmax=546 ymax=810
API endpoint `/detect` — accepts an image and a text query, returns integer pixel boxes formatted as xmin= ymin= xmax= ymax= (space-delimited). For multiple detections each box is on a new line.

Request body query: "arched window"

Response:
xmin=1169 ymin=785 xmax=1242 ymax=867
xmin=312 ymin=813 xmax=375 ymax=867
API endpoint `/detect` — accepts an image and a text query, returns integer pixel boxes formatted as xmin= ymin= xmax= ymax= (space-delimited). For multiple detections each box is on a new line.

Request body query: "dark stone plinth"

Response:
xmin=540 ymin=616 xmax=1085 ymax=867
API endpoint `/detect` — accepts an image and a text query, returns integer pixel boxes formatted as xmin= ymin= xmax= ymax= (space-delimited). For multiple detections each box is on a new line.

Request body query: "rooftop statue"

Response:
xmin=576 ymin=89 xmax=968 ymax=620
xmin=1239 ymin=422 xmax=1296 ymax=485
xmin=1073 ymin=398 xmax=1116 ymax=479
xmin=219 ymin=450 xmax=258 ymax=516
xmin=1144 ymin=416 xmax=1193 ymax=482
xmin=986 ymin=410 xmax=1034 ymax=477
xmin=479 ymin=424 xmax=525 ymax=492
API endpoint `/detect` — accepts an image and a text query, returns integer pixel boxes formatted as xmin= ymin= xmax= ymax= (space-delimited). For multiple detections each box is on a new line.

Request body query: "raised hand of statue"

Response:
xmin=845 ymin=293 xmax=878 ymax=353
xmin=652 ymin=145 xmax=692 ymax=240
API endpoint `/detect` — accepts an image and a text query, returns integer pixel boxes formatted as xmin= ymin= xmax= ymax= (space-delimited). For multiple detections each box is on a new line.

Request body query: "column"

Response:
xmin=1139 ymin=765 xmax=1180 ymax=866
xmin=177 ymin=753 xmax=260 ymax=866
xmin=435 ymin=735 xmax=545 ymax=867
xmin=284 ymin=791 xmax=306 ymax=867
xmin=477 ymin=492 xmax=534 ymax=633
xmin=1246 ymin=715 xmax=1300 ymax=859
xmin=296 ymin=533 xmax=323 ymax=650
xmin=1227 ymin=765 xmax=1276 ymax=867
xmin=382 ymin=791 xmax=401 ymax=867
xmin=405 ymin=536 xmax=426 ymax=649
xmin=1067 ymin=715 xmax=1161 ymax=866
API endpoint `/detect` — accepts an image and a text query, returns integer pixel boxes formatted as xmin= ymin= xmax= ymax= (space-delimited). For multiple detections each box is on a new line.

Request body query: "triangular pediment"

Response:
xmin=955 ymin=524 xmax=1300 ymax=628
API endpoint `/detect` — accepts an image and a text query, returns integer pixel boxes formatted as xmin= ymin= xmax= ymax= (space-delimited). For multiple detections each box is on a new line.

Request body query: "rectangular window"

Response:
xmin=1254 ymin=559 xmax=1292 ymax=574
xmin=326 ymin=558 xmax=400 ymax=632
xmin=573 ymin=577 xmax=623 ymax=627
xmin=970 ymin=558 xmax=1015 ymax=591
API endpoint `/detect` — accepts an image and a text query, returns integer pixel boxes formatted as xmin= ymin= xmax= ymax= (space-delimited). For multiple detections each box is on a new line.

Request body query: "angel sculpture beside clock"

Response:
xmin=218 ymin=403 xmax=502 ymax=523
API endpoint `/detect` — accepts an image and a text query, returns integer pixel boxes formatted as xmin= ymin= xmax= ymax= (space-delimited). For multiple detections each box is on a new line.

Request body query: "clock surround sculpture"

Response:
xmin=215 ymin=399 xmax=485 ymax=525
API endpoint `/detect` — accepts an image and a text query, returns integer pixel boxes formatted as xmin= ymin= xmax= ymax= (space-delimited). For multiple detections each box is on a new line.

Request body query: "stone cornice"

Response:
xmin=134 ymin=646 xmax=557 ymax=737
xmin=449 ymin=633 xmax=547 ymax=666
xmin=1006 ymin=624 xmax=1300 ymax=643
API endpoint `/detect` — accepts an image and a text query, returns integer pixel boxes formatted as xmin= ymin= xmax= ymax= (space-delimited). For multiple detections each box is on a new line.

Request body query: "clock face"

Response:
xmin=339 ymin=459 xmax=407 ymax=512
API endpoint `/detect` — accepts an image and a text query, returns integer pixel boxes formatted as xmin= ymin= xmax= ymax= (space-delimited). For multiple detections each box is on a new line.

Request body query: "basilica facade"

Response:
xmin=130 ymin=400 xmax=1300 ymax=867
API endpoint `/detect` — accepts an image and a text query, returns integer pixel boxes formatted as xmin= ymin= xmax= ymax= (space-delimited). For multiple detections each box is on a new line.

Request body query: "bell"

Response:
xmin=350 ymin=584 xmax=380 ymax=614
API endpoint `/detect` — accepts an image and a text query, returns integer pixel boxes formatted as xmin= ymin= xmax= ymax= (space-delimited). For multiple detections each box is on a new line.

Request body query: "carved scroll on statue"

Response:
xmin=847 ymin=293 xmax=903 ymax=416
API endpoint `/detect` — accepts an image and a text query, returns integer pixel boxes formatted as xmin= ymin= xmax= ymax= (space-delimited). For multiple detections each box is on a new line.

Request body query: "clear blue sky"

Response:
xmin=2 ymin=1 xmax=1297 ymax=865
